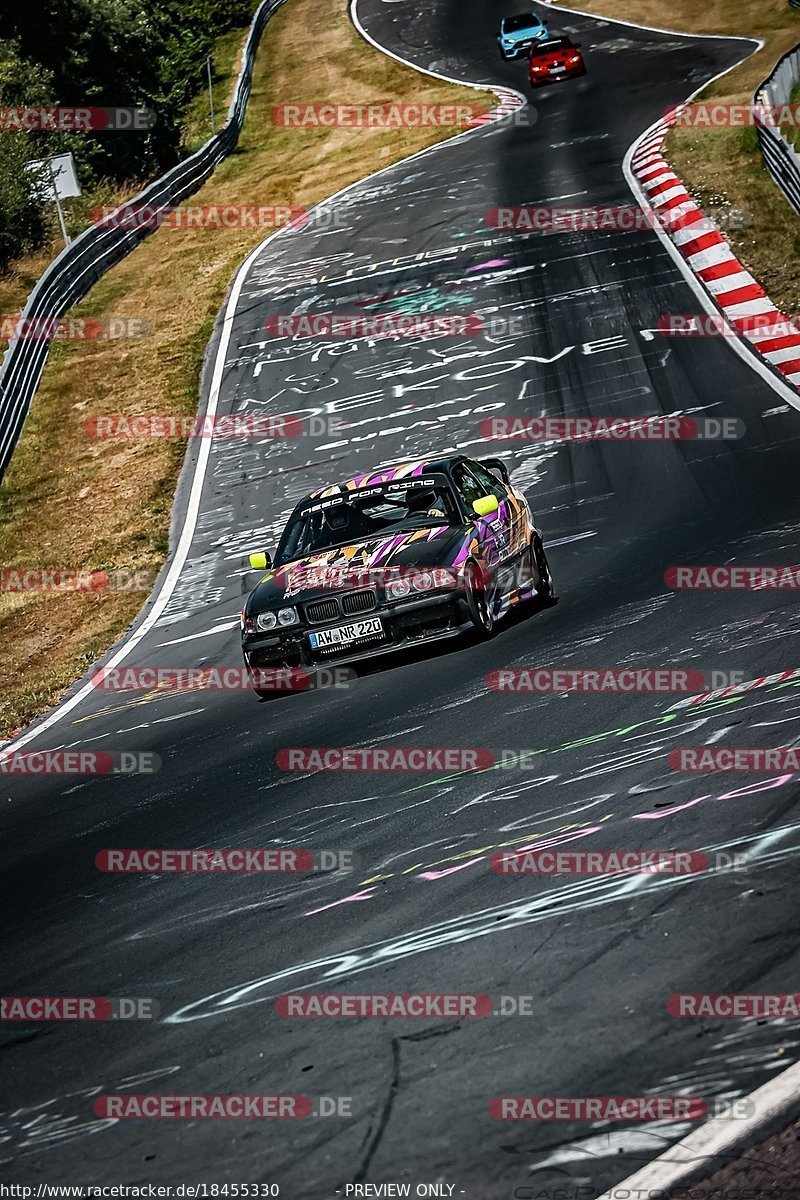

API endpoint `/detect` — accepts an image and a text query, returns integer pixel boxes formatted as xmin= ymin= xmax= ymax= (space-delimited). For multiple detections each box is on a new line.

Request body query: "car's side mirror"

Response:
xmin=472 ymin=495 xmax=499 ymax=518
xmin=248 ymin=551 xmax=273 ymax=570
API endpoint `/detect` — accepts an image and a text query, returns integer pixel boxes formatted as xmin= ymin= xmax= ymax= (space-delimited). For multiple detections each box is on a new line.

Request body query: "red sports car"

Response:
xmin=528 ymin=36 xmax=586 ymax=87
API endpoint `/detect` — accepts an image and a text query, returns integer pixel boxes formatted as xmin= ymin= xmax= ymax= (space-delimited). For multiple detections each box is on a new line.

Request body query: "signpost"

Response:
xmin=26 ymin=152 xmax=81 ymax=247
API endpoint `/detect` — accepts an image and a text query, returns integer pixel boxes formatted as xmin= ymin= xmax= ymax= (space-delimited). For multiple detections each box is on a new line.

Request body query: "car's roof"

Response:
xmin=307 ymin=457 xmax=458 ymax=501
xmin=502 ymin=12 xmax=544 ymax=24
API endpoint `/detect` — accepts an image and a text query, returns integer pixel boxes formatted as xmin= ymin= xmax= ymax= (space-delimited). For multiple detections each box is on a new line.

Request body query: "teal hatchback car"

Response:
xmin=497 ymin=11 xmax=550 ymax=59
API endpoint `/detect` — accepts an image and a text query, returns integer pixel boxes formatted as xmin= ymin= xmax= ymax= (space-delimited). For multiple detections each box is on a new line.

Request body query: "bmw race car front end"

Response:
xmin=241 ymin=566 xmax=474 ymax=674
xmin=240 ymin=454 xmax=553 ymax=694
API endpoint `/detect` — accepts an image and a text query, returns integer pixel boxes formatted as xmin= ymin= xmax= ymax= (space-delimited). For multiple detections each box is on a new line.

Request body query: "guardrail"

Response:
xmin=753 ymin=43 xmax=800 ymax=217
xmin=0 ymin=0 xmax=284 ymax=483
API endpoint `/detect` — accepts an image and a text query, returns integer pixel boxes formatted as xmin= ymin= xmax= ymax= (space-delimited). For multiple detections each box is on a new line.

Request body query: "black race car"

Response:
xmin=240 ymin=455 xmax=554 ymax=694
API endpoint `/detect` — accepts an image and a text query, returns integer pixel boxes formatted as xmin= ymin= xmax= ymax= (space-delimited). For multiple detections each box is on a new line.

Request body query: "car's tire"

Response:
xmin=463 ymin=559 xmax=495 ymax=640
xmin=531 ymin=535 xmax=556 ymax=604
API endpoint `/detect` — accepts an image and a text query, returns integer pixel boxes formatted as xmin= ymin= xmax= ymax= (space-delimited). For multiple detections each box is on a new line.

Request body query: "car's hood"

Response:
xmin=503 ymin=25 xmax=545 ymax=39
xmin=532 ymin=45 xmax=575 ymax=66
xmin=247 ymin=525 xmax=466 ymax=611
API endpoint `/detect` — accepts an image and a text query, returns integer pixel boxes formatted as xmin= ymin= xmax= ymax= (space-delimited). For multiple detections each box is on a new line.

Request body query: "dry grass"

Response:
xmin=565 ymin=0 xmax=800 ymax=314
xmin=0 ymin=0 xmax=487 ymax=736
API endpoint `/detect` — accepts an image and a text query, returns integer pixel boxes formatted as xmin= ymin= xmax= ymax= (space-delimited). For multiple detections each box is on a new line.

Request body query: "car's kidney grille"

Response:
xmin=305 ymin=598 xmax=339 ymax=625
xmin=341 ymin=589 xmax=377 ymax=615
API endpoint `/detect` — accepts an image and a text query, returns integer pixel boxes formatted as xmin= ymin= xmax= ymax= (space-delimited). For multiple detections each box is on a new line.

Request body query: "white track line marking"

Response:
xmin=597 ymin=1058 xmax=800 ymax=1200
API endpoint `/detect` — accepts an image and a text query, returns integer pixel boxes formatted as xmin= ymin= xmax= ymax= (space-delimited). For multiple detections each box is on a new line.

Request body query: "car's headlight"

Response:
xmin=386 ymin=577 xmax=412 ymax=601
xmin=256 ymin=611 xmax=278 ymax=631
xmin=277 ymin=606 xmax=298 ymax=626
xmin=386 ymin=569 xmax=456 ymax=601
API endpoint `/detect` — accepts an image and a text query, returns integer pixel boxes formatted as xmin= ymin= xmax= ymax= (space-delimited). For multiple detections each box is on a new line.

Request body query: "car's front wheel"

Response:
xmin=463 ymin=559 xmax=495 ymax=640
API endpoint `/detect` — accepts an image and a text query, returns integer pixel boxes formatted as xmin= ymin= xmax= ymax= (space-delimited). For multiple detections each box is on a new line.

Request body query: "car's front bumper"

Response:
xmin=499 ymin=42 xmax=532 ymax=58
xmin=499 ymin=34 xmax=546 ymax=57
xmin=530 ymin=63 xmax=586 ymax=84
xmin=242 ymin=590 xmax=473 ymax=671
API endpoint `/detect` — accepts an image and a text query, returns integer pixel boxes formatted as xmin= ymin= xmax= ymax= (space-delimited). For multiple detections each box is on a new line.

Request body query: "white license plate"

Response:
xmin=309 ymin=618 xmax=383 ymax=649
xmin=550 ymin=65 xmax=567 ymax=73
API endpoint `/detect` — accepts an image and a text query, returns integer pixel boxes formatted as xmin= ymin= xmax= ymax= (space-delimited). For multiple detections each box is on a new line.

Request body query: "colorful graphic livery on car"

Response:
xmin=240 ymin=455 xmax=555 ymax=692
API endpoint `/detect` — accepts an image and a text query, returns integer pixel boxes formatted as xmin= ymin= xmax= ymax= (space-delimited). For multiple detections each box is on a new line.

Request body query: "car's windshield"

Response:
xmin=503 ymin=13 xmax=541 ymax=31
xmin=275 ymin=479 xmax=461 ymax=564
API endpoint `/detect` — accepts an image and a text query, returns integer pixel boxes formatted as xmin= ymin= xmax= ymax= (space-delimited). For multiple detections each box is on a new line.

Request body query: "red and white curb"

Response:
xmin=668 ymin=666 xmax=800 ymax=710
xmin=597 ymin=1058 xmax=800 ymax=1199
xmin=474 ymin=87 xmax=526 ymax=125
xmin=630 ymin=108 xmax=800 ymax=391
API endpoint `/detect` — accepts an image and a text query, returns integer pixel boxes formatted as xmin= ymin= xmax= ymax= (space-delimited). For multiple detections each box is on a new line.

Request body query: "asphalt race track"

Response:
xmin=3 ymin=1 xmax=800 ymax=1195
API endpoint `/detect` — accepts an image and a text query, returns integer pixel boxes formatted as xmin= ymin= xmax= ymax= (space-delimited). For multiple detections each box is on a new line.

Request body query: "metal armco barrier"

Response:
xmin=0 ymin=0 xmax=284 ymax=483
xmin=753 ymin=42 xmax=800 ymax=217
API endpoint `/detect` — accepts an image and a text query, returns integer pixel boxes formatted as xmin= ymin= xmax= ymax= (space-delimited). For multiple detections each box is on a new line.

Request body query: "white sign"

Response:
xmin=26 ymin=152 xmax=81 ymax=202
